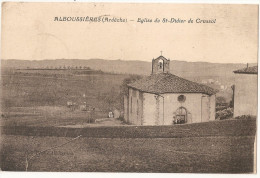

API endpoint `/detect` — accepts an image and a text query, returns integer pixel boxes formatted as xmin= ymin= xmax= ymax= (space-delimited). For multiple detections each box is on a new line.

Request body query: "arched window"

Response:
xmin=173 ymin=107 xmax=187 ymax=124
xmin=158 ymin=59 xmax=164 ymax=70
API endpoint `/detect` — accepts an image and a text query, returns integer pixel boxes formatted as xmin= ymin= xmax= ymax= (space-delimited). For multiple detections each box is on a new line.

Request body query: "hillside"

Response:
xmin=1 ymin=70 xmax=130 ymax=111
xmin=1 ymin=58 xmax=257 ymax=103
xmin=1 ymin=58 xmax=254 ymax=77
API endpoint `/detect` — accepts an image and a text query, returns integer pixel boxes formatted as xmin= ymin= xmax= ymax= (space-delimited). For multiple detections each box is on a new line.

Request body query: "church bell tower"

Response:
xmin=152 ymin=53 xmax=170 ymax=74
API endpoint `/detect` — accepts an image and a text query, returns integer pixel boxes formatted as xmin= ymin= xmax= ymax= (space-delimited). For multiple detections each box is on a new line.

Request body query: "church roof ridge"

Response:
xmin=127 ymin=72 xmax=217 ymax=95
xmin=153 ymin=55 xmax=170 ymax=61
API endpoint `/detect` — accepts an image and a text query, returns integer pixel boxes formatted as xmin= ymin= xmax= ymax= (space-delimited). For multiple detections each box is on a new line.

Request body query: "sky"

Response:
xmin=1 ymin=2 xmax=258 ymax=63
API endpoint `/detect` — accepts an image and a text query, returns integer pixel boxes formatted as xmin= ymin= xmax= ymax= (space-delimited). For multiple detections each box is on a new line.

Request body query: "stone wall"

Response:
xmin=142 ymin=93 xmax=157 ymax=125
xmin=126 ymin=89 xmax=215 ymax=125
xmin=201 ymin=95 xmax=210 ymax=122
xmin=234 ymin=73 xmax=258 ymax=117
xmin=142 ymin=92 xmax=213 ymax=125
xmin=209 ymin=94 xmax=216 ymax=121
xmin=163 ymin=93 xmax=204 ymax=124
xmin=123 ymin=95 xmax=129 ymax=122
xmin=127 ymin=88 xmax=143 ymax=125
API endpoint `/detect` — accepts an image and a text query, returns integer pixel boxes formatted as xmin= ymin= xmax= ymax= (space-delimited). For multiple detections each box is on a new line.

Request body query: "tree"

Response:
xmin=118 ymin=75 xmax=143 ymax=111
xmin=230 ymin=85 xmax=235 ymax=108
xmin=104 ymin=87 xmax=118 ymax=110
xmin=216 ymin=96 xmax=227 ymax=105
xmin=120 ymin=75 xmax=142 ymax=96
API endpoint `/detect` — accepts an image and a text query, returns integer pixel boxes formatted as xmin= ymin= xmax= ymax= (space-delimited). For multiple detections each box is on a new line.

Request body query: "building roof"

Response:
xmin=153 ymin=55 xmax=170 ymax=61
xmin=233 ymin=66 xmax=258 ymax=74
xmin=127 ymin=73 xmax=217 ymax=95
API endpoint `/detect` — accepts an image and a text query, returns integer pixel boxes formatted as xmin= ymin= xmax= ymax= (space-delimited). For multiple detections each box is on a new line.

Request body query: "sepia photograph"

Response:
xmin=0 ymin=1 xmax=258 ymax=175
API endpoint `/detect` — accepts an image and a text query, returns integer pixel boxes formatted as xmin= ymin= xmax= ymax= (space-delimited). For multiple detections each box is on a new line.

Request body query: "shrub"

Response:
xmin=216 ymin=107 xmax=233 ymax=120
xmin=117 ymin=116 xmax=128 ymax=124
xmin=86 ymin=117 xmax=96 ymax=123
xmin=216 ymin=105 xmax=228 ymax=112
xmin=234 ymin=115 xmax=257 ymax=120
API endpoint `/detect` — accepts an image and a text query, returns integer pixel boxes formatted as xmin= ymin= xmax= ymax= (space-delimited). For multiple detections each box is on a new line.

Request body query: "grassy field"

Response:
xmin=1 ymin=118 xmax=256 ymax=138
xmin=1 ymin=68 xmax=134 ymax=127
xmin=0 ymin=106 xmax=111 ymax=127
xmin=0 ymin=135 xmax=255 ymax=173
xmin=1 ymin=69 xmax=130 ymax=110
xmin=0 ymin=118 xmax=256 ymax=173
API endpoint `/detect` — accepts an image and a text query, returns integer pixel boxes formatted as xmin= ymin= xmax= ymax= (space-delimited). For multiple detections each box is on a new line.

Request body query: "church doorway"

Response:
xmin=173 ymin=107 xmax=187 ymax=124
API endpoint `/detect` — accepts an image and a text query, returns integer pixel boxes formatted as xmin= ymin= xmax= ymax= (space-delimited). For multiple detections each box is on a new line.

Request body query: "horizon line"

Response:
xmin=1 ymin=58 xmax=257 ymax=65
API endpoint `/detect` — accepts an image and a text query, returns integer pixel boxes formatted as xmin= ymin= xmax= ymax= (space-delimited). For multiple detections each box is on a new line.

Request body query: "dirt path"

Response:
xmin=60 ymin=118 xmax=125 ymax=128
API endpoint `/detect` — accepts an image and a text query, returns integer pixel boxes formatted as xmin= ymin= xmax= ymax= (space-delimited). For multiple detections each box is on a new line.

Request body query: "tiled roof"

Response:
xmin=127 ymin=73 xmax=217 ymax=95
xmin=233 ymin=66 xmax=258 ymax=74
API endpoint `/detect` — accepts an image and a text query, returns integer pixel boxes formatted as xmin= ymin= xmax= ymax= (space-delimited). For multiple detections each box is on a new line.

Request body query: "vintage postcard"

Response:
xmin=0 ymin=1 xmax=258 ymax=175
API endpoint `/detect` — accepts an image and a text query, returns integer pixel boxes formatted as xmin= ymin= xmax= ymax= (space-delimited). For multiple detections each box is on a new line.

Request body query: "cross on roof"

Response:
xmin=160 ymin=51 xmax=163 ymax=56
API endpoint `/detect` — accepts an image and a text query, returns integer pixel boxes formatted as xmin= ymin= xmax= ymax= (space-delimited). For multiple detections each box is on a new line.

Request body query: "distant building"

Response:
xmin=124 ymin=55 xmax=217 ymax=125
xmin=233 ymin=66 xmax=258 ymax=117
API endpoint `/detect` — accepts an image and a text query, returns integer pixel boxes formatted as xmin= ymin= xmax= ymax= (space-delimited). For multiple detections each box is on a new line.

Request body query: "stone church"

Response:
xmin=123 ymin=55 xmax=217 ymax=125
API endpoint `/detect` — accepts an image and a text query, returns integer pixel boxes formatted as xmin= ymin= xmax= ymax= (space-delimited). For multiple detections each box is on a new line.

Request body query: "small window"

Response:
xmin=159 ymin=62 xmax=163 ymax=69
xmin=178 ymin=95 xmax=186 ymax=103
xmin=158 ymin=59 xmax=164 ymax=70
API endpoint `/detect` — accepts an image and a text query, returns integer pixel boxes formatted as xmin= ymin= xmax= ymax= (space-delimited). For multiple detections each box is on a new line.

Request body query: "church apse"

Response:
xmin=126 ymin=54 xmax=217 ymax=125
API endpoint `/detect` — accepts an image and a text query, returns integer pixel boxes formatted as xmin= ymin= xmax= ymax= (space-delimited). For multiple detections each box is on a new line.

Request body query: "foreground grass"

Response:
xmin=0 ymin=135 xmax=255 ymax=173
xmin=1 ymin=118 xmax=256 ymax=138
